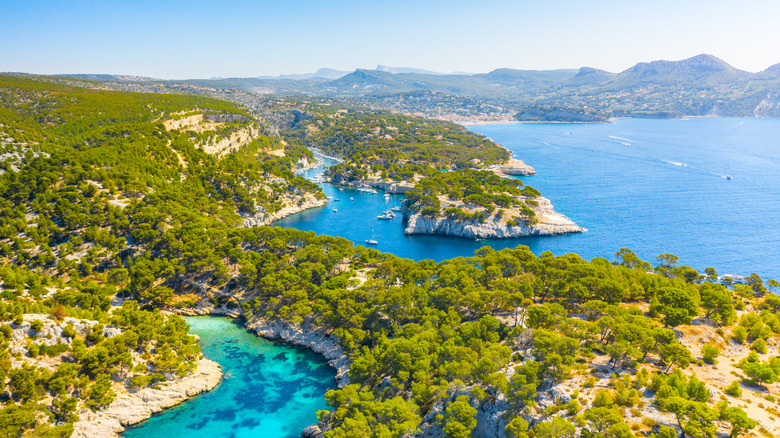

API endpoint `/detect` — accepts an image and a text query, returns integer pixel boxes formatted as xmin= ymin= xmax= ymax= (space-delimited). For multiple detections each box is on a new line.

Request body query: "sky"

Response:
xmin=2 ymin=0 xmax=780 ymax=79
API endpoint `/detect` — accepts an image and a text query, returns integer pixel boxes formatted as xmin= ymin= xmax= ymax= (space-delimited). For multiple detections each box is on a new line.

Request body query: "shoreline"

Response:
xmin=176 ymin=307 xmax=350 ymax=387
xmin=461 ymin=119 xmax=614 ymax=126
xmin=173 ymin=309 xmax=350 ymax=438
xmin=72 ymin=358 xmax=223 ymax=438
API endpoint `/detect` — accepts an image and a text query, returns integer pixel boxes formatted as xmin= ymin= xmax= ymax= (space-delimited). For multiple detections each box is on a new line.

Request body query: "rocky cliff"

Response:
xmin=246 ymin=317 xmax=351 ymax=387
xmin=241 ymin=192 xmax=327 ymax=226
xmin=327 ymin=175 xmax=416 ymax=194
xmin=402 ymin=196 xmax=583 ymax=239
xmin=494 ymin=158 xmax=536 ymax=176
xmin=72 ymin=358 xmax=222 ymax=438
xmin=174 ymin=300 xmax=350 ymax=388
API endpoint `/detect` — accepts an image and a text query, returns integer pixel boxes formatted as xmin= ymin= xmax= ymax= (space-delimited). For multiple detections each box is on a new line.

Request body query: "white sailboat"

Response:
xmin=366 ymin=226 xmax=378 ymax=245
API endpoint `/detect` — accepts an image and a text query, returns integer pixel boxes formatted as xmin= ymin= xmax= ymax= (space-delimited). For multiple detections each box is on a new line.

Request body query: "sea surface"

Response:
xmin=277 ymin=118 xmax=780 ymax=279
xmin=123 ymin=317 xmax=335 ymax=438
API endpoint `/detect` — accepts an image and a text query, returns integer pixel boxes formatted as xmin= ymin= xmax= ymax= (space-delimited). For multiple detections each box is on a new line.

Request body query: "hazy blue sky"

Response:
xmin=2 ymin=0 xmax=779 ymax=78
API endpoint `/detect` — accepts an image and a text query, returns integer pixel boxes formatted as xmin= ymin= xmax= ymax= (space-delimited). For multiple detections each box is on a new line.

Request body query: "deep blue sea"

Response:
xmin=278 ymin=118 xmax=780 ymax=280
xmin=123 ymin=317 xmax=335 ymax=438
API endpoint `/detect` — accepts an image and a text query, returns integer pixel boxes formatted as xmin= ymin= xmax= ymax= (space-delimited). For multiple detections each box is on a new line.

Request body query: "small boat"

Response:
xmin=384 ymin=193 xmax=391 ymax=199
xmin=334 ymin=198 xmax=341 ymax=202
xmin=350 ymin=197 xmax=354 ymax=201
xmin=365 ymin=239 xmax=379 ymax=245
xmin=358 ymin=187 xmax=378 ymax=194
xmin=390 ymin=206 xmax=402 ymax=212
xmin=377 ymin=214 xmax=393 ymax=220
xmin=333 ymin=208 xmax=338 ymax=212
xmin=724 ymin=175 xmax=732 ymax=180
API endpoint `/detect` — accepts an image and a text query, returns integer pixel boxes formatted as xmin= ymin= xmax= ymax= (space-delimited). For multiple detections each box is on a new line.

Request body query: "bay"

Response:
xmin=123 ymin=317 xmax=335 ymax=438
xmin=277 ymin=118 xmax=780 ymax=279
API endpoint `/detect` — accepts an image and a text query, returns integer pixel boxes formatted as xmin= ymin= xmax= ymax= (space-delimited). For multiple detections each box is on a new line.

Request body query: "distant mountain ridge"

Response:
xmin=594 ymin=54 xmax=750 ymax=89
xmin=375 ymin=65 xmax=448 ymax=75
xmin=54 ymin=54 xmax=780 ymax=119
xmin=257 ymin=68 xmax=351 ymax=80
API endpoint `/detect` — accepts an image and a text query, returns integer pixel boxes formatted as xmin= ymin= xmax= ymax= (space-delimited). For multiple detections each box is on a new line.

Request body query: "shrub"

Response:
xmin=733 ymin=326 xmax=747 ymax=344
xmin=593 ymin=389 xmax=615 ymax=407
xmin=564 ymin=400 xmax=581 ymax=416
xmin=62 ymin=324 xmax=77 ymax=339
xmin=702 ymin=344 xmax=720 ymax=364
xmin=751 ymin=338 xmax=768 ymax=354
xmin=725 ymin=381 xmax=742 ymax=397
xmin=30 ymin=320 xmax=43 ymax=333
xmin=50 ymin=305 xmax=67 ymax=321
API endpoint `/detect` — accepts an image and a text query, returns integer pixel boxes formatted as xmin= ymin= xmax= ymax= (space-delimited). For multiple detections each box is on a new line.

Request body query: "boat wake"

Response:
xmin=609 ymin=135 xmax=632 ymax=146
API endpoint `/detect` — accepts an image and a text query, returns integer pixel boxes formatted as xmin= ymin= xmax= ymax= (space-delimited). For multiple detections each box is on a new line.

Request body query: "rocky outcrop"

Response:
xmin=415 ymin=388 xmax=511 ymax=438
xmin=327 ymin=176 xmax=416 ymax=194
xmin=245 ymin=317 xmax=351 ymax=387
xmin=754 ymin=92 xmax=780 ymax=117
xmin=72 ymin=358 xmax=222 ymax=438
xmin=241 ymin=193 xmax=327 ymax=226
xmin=173 ymin=305 xmax=349 ymax=386
xmin=402 ymin=197 xmax=584 ymax=239
xmin=302 ymin=424 xmax=325 ymax=438
xmin=494 ymin=158 xmax=536 ymax=176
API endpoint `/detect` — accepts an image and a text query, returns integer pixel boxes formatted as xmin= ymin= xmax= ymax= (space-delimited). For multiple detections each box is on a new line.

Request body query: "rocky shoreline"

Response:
xmin=402 ymin=196 xmax=584 ymax=239
xmin=241 ymin=193 xmax=327 ymax=227
xmin=176 ymin=305 xmax=351 ymax=387
xmin=492 ymin=158 xmax=536 ymax=176
xmin=175 ymin=306 xmax=351 ymax=438
xmin=245 ymin=316 xmax=351 ymax=387
xmin=72 ymin=358 xmax=223 ymax=438
xmin=326 ymin=174 xmax=416 ymax=194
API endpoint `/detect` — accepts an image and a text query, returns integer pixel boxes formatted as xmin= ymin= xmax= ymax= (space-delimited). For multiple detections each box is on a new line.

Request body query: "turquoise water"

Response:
xmin=123 ymin=317 xmax=335 ymax=438
xmin=277 ymin=118 xmax=780 ymax=279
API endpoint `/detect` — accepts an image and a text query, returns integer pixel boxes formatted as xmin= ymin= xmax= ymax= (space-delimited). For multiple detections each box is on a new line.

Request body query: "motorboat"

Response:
xmin=365 ymin=239 xmax=379 ymax=245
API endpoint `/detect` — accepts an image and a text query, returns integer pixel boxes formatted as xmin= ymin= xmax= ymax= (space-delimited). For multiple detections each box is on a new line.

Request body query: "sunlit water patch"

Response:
xmin=123 ymin=317 xmax=335 ymax=438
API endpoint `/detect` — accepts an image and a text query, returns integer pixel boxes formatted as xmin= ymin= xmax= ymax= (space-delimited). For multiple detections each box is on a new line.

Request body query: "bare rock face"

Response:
xmin=302 ymin=424 xmax=324 ymax=438
xmin=71 ymin=358 xmax=222 ymax=438
xmin=246 ymin=317 xmax=351 ymax=387
xmin=496 ymin=158 xmax=536 ymax=176
xmin=754 ymin=91 xmax=780 ymax=117
xmin=327 ymin=176 xmax=416 ymax=194
xmin=241 ymin=194 xmax=327 ymax=227
xmin=402 ymin=197 xmax=584 ymax=239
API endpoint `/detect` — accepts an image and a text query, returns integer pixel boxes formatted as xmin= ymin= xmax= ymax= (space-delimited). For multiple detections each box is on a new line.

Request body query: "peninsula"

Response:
xmin=301 ymin=106 xmax=582 ymax=239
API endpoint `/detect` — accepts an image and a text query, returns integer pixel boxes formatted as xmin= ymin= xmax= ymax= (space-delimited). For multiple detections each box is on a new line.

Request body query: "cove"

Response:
xmin=277 ymin=117 xmax=780 ymax=280
xmin=122 ymin=317 xmax=336 ymax=438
